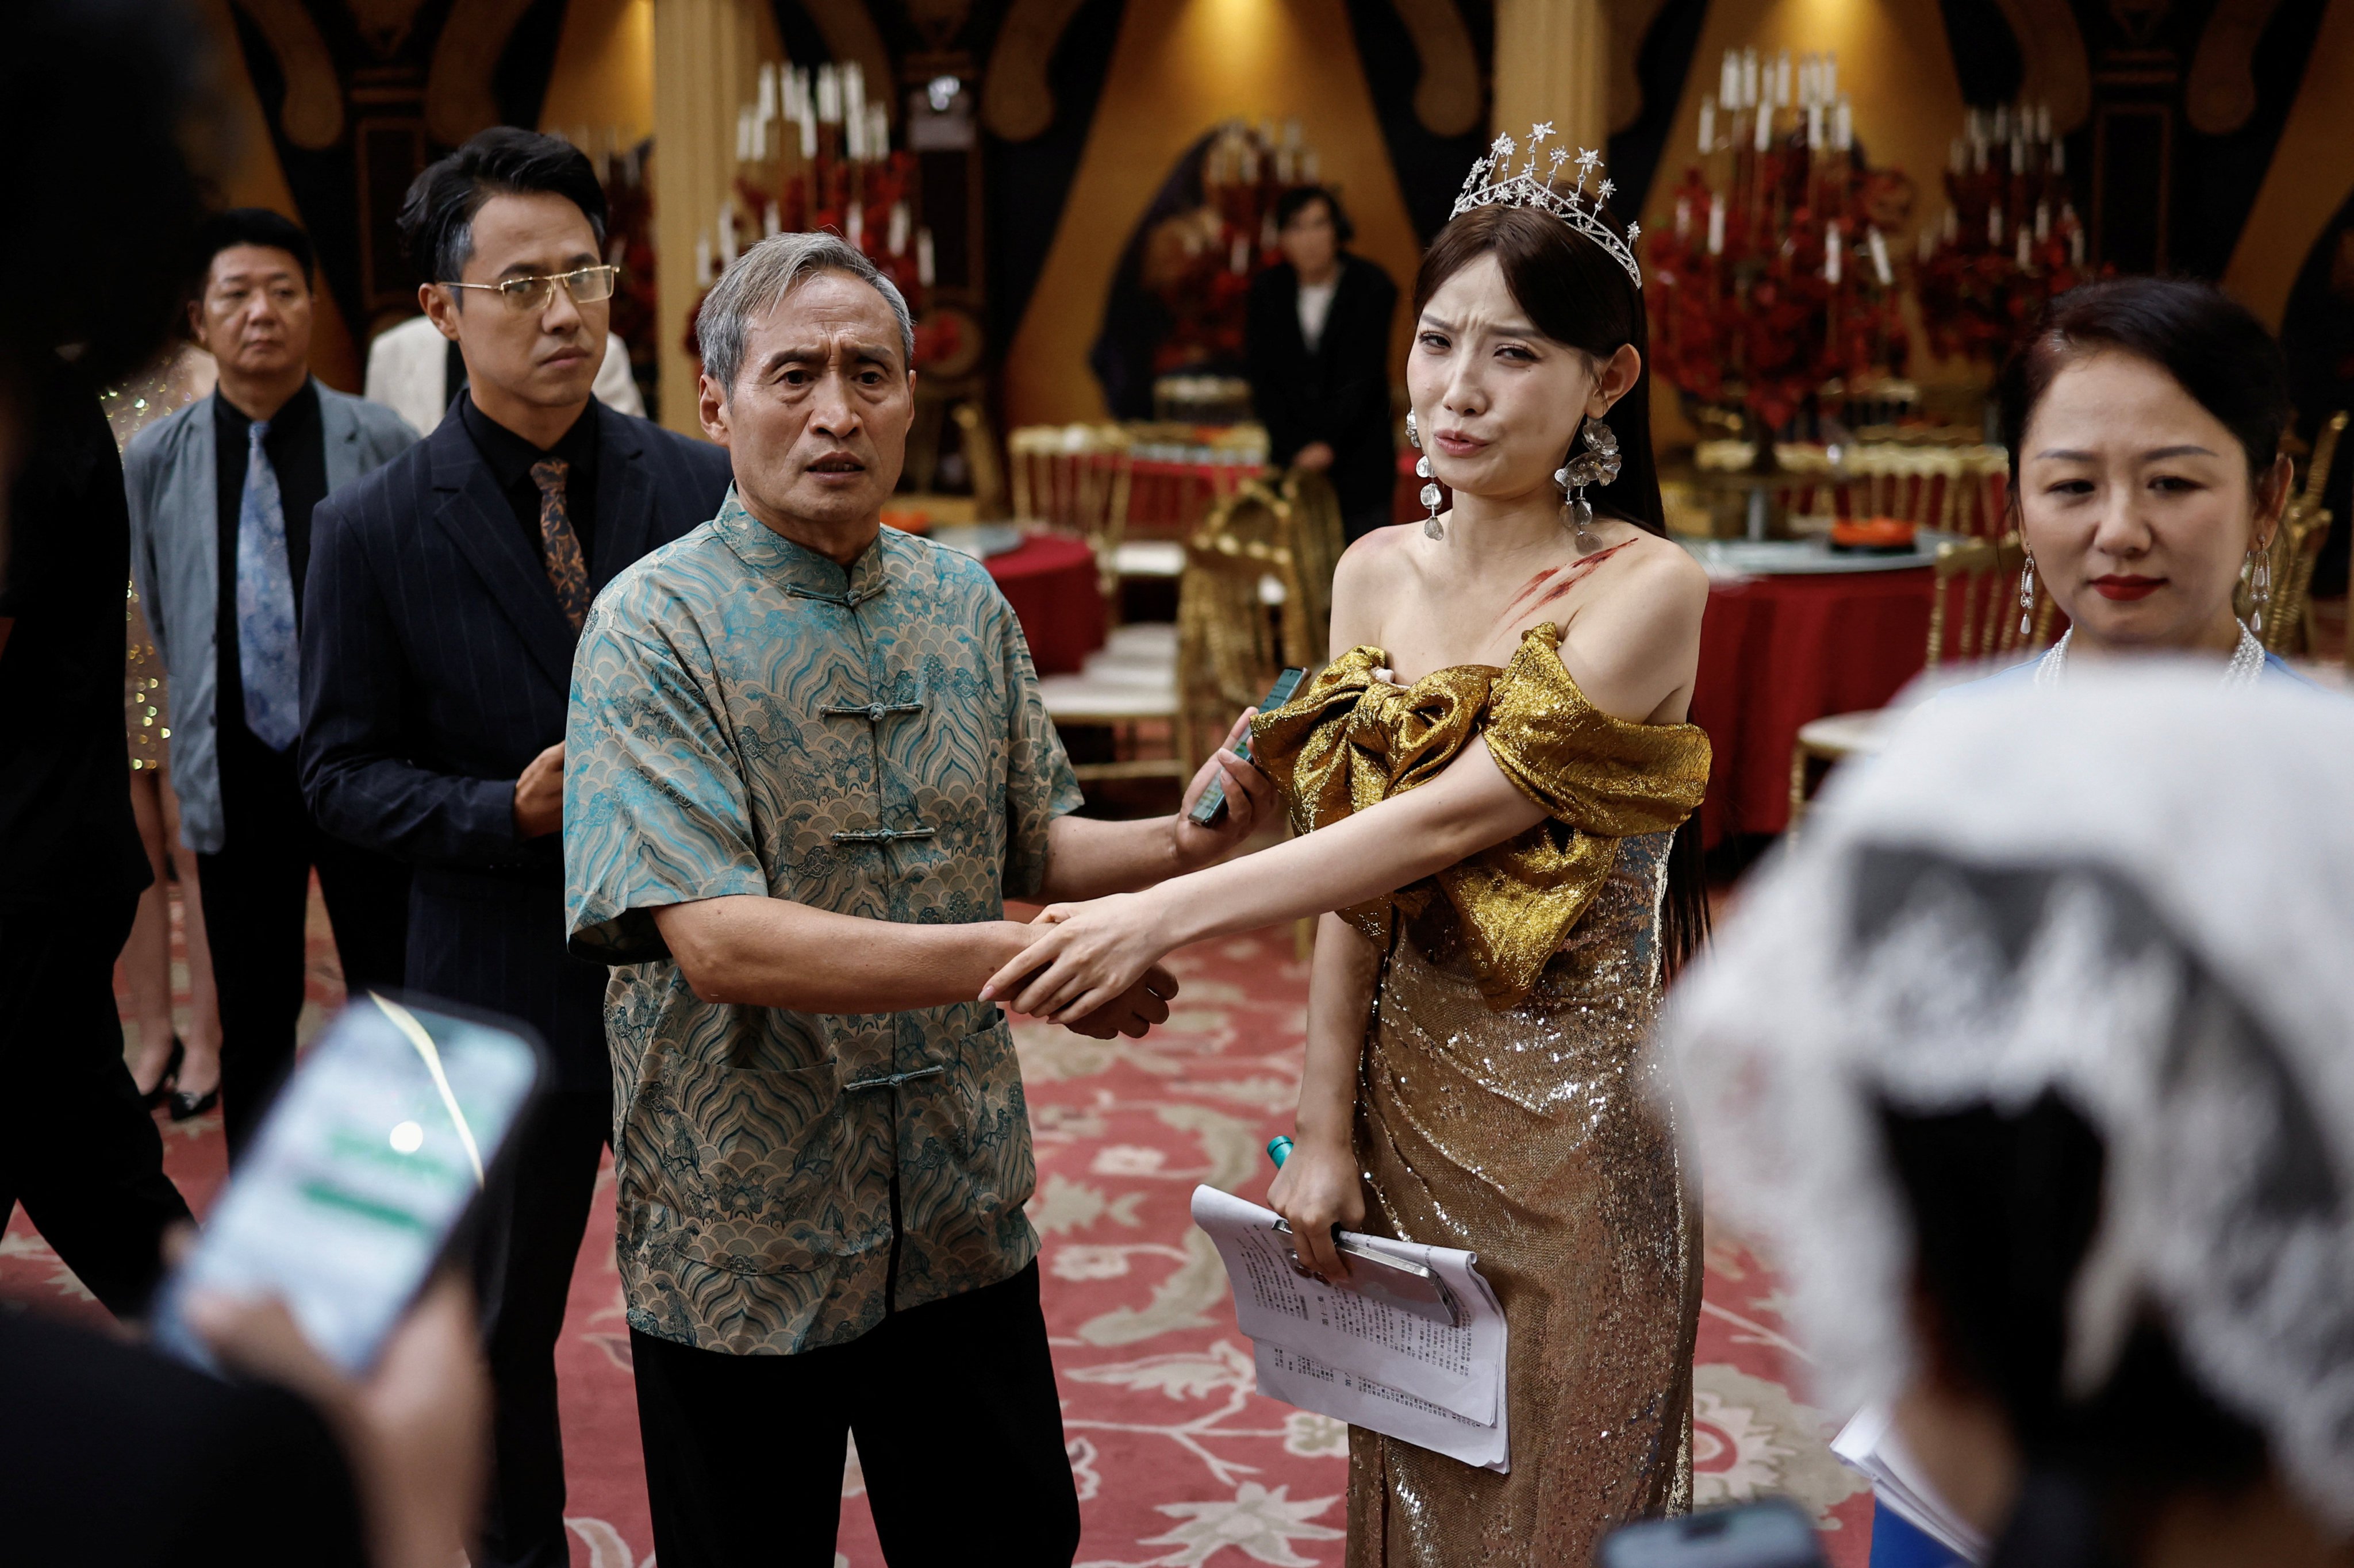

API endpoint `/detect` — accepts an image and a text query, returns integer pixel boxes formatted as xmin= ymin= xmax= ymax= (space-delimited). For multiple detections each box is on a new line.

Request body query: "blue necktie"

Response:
xmin=236 ymin=418 xmax=302 ymax=751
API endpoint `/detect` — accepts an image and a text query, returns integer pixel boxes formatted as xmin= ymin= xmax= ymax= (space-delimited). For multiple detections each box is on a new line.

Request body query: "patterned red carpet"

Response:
xmin=4 ymin=881 xmax=1873 ymax=1566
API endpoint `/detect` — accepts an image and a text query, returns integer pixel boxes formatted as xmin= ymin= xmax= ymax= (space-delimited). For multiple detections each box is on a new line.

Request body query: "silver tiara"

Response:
xmin=1451 ymin=125 xmax=1642 ymax=290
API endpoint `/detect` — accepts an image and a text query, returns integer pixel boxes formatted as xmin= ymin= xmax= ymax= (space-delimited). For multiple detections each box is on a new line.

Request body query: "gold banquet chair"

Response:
xmin=2246 ymin=410 xmax=2345 ymax=658
xmin=1787 ymin=532 xmax=2056 ymax=830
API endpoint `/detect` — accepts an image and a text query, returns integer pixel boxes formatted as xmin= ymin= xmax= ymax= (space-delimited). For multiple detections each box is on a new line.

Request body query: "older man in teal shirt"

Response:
xmin=566 ymin=232 xmax=1270 ymax=1566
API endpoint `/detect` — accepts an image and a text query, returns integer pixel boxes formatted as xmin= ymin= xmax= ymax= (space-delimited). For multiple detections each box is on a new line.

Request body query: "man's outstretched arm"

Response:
xmin=651 ymin=897 xmax=1174 ymax=1037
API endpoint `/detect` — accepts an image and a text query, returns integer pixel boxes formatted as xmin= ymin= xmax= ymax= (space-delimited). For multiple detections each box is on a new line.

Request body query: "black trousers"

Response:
xmin=197 ymin=721 xmax=409 ymax=1160
xmin=631 ymin=1260 xmax=1082 ymax=1568
xmin=467 ymin=1085 xmax=610 ymax=1568
xmin=0 ymin=895 xmax=191 ymax=1317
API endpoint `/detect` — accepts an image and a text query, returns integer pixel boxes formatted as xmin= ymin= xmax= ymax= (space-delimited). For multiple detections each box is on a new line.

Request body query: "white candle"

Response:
xmin=716 ymin=205 xmax=737 ymax=268
xmin=798 ymin=108 xmax=817 ymax=160
xmin=816 ymin=65 xmax=840 ymax=124
xmin=846 ymin=203 xmax=863 ymax=249
xmin=2050 ymin=136 xmax=2065 ymax=175
xmin=1807 ymin=103 xmax=1823 ymax=147
xmin=1708 ymin=196 xmax=1725 ymax=256
xmin=1822 ymin=51 xmax=1836 ymax=101
xmin=2016 ymin=227 xmax=2032 ymax=268
xmin=844 ymin=103 xmax=865 ymax=160
xmin=1919 ymin=225 xmax=1936 ymax=264
xmin=868 ymin=105 xmax=888 ymax=161
xmin=1699 ymin=98 xmax=1715 ymax=154
xmin=695 ymin=235 xmax=713 ymax=286
xmin=1775 ymin=52 xmax=1792 ymax=106
xmin=1754 ymin=101 xmax=1774 ymax=151
xmin=1994 ymin=103 xmax=2010 ymax=140
xmin=1676 ymin=197 xmax=1692 ymax=239
xmin=1741 ymin=49 xmax=1759 ymax=109
xmin=1868 ymin=226 xmax=1892 ymax=285
xmin=1835 ymin=99 xmax=1851 ymax=151
xmin=916 ymin=228 xmax=935 ymax=287
xmin=888 ymin=201 xmax=909 ymax=256
xmin=1721 ymin=51 xmax=1740 ymax=112
xmin=843 ymin=62 xmax=865 ymax=129
xmin=2036 ymin=202 xmax=2050 ymax=240
xmin=734 ymin=108 xmax=752 ymax=163
xmin=1990 ymin=206 xmax=2003 ymax=246
xmin=1825 ymin=220 xmax=1842 ymax=283
xmin=763 ymin=201 xmax=781 ymax=239
xmin=758 ymin=63 xmax=776 ymax=122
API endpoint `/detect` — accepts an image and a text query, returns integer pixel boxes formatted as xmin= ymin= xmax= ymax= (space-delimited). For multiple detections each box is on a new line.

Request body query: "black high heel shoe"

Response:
xmin=139 ymin=1037 xmax=185 ymax=1110
xmin=168 ymin=1081 xmax=220 ymax=1122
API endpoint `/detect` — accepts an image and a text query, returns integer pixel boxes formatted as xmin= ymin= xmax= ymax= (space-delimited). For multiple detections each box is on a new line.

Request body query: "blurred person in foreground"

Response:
xmin=300 ymin=127 xmax=731 ymax=1568
xmin=0 ymin=6 xmax=489 ymax=1568
xmin=1246 ymin=186 xmax=1400 ymax=543
xmin=564 ymin=230 xmax=1276 ymax=1567
xmin=126 ymin=209 xmax=417 ymax=1145
xmin=1665 ymin=667 xmax=2354 ymax=1567
xmin=0 ymin=0 xmax=212 ymax=1321
xmin=1995 ymin=276 xmax=2308 ymax=687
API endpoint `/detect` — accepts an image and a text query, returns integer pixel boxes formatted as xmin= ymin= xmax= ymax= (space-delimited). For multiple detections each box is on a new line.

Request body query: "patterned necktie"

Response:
xmin=531 ymin=457 xmax=592 ymax=631
xmin=235 ymin=418 xmax=303 ymax=750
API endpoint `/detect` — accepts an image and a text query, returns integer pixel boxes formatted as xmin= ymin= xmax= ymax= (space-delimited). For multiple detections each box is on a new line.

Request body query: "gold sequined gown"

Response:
xmin=1251 ymin=625 xmax=1714 ymax=1566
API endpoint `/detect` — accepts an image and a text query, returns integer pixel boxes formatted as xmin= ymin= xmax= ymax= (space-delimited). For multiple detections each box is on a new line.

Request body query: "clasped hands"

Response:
xmin=988 ymin=710 xmax=1276 ymax=1036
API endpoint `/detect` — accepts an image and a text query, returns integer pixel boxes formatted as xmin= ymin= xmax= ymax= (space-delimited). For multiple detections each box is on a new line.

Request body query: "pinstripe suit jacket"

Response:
xmin=298 ymin=400 xmax=731 ymax=1081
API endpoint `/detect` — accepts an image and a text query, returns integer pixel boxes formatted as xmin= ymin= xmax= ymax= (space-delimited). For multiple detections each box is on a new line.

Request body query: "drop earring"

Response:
xmin=2018 ymin=554 xmax=2036 ymax=638
xmin=1408 ymin=412 xmax=1444 ymax=540
xmin=2247 ymin=544 xmax=2272 ymax=637
xmin=1556 ymin=420 xmax=1621 ymax=547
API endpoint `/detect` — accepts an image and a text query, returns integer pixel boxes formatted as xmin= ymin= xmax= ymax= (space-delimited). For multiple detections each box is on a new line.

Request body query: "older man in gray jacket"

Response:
xmin=125 ymin=209 xmax=416 ymax=1156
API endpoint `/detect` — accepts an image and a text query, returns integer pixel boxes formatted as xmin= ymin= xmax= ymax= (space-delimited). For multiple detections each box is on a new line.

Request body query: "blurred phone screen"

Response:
xmin=1598 ymin=1498 xmax=1829 ymax=1568
xmin=153 ymin=994 xmax=542 ymax=1376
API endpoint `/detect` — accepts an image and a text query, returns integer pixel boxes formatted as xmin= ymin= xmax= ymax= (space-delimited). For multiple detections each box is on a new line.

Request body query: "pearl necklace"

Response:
xmin=2031 ymin=624 xmax=2268 ymax=691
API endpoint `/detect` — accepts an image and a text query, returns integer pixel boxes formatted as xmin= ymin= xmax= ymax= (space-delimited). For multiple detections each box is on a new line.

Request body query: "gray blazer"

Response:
xmin=125 ymin=380 xmax=417 ymax=854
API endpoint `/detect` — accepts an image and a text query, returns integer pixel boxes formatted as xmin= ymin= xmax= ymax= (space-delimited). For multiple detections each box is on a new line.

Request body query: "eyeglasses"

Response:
xmin=439 ymin=264 xmax=619 ymax=314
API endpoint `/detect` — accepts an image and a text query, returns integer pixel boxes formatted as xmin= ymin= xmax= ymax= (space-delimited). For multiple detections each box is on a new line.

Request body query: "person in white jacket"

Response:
xmin=364 ymin=311 xmax=641 ymax=435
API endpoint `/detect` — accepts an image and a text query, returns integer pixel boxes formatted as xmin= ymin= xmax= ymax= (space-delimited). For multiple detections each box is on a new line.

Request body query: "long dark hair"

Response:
xmin=1997 ymin=277 xmax=2291 ymax=497
xmin=1410 ymin=202 xmax=1704 ymax=974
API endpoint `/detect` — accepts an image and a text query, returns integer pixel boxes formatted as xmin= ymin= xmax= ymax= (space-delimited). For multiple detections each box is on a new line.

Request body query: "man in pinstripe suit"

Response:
xmin=298 ymin=130 xmax=731 ymax=1568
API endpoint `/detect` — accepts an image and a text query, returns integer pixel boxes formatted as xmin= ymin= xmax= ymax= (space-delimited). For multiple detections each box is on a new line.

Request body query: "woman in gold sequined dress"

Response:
xmin=989 ymin=157 xmax=1713 ymax=1562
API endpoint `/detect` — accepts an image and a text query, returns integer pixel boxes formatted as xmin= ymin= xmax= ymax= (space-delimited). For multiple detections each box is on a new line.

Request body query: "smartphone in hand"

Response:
xmin=153 ymin=993 xmax=544 ymax=1376
xmin=1189 ymin=666 xmax=1308 ymax=827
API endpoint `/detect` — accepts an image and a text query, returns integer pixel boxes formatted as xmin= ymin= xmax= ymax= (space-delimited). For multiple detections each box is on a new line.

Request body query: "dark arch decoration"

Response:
xmin=1342 ymin=0 xmax=1493 ymax=244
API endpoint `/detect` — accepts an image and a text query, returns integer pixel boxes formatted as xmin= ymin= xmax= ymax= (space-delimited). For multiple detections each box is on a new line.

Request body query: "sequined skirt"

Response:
xmin=1347 ymin=831 xmax=1699 ymax=1566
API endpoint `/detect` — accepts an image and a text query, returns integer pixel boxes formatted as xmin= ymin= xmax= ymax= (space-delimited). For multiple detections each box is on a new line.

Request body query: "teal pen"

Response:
xmin=1266 ymin=1135 xmax=1294 ymax=1169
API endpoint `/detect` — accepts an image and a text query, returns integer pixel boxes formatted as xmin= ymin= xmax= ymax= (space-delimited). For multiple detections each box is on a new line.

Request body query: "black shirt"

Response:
xmin=0 ymin=353 xmax=152 ymax=910
xmin=458 ymin=392 xmax=600 ymax=576
xmin=213 ymin=381 xmax=327 ymax=746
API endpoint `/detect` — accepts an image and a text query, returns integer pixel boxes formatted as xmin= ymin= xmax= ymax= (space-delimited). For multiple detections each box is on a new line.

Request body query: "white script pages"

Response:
xmin=1191 ymin=1184 xmax=1510 ymax=1471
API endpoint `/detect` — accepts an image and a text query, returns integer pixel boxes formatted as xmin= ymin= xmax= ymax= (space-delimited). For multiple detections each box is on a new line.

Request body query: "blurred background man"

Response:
xmin=125 ymin=210 xmax=416 ymax=1152
xmin=1245 ymin=186 xmax=1399 ymax=543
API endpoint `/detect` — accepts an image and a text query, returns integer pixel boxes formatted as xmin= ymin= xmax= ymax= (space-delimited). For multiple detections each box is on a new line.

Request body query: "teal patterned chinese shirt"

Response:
xmin=565 ymin=490 xmax=1083 ymax=1355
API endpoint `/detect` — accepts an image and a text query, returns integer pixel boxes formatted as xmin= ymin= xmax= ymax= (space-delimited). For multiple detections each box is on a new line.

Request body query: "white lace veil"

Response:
xmin=1661 ymin=666 xmax=2354 ymax=1525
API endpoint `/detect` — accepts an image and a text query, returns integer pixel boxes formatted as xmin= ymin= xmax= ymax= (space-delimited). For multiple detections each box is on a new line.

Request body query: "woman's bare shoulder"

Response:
xmin=1330 ymin=523 xmax=1419 ymax=652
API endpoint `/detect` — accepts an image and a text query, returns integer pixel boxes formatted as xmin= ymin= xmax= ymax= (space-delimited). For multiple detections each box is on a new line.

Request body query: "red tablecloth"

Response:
xmin=1689 ymin=567 xmax=1936 ymax=844
xmin=986 ymin=532 xmax=1106 ymax=675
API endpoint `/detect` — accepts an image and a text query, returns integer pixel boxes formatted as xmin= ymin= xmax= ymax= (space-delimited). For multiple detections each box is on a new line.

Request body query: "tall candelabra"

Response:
xmin=686 ymin=61 xmax=953 ymax=368
xmin=1648 ymin=49 xmax=1911 ymax=441
xmin=1914 ymin=103 xmax=2093 ymax=367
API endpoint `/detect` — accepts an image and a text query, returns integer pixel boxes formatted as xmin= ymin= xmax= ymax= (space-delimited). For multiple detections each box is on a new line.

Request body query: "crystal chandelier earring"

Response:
xmin=2018 ymin=552 xmax=2037 ymax=638
xmin=1555 ymin=420 xmax=1621 ymax=546
xmin=2246 ymin=543 xmax=2272 ymax=637
xmin=1408 ymin=411 xmax=1444 ymax=540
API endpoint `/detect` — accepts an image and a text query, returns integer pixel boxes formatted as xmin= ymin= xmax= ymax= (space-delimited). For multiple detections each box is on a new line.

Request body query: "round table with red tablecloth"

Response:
xmin=984 ymin=531 xmax=1107 ymax=676
xmin=1689 ymin=566 xmax=1937 ymax=845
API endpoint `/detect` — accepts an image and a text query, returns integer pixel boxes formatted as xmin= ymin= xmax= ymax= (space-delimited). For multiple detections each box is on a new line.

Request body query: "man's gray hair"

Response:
xmin=697 ymin=231 xmax=916 ymax=398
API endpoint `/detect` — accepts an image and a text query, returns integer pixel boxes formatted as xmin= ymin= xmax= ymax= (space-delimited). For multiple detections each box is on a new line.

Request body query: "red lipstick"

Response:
xmin=2091 ymin=574 xmax=2164 ymax=602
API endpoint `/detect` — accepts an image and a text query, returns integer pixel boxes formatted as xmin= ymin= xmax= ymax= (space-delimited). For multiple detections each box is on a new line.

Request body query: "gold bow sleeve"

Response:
xmin=1248 ymin=627 xmax=1712 ymax=1008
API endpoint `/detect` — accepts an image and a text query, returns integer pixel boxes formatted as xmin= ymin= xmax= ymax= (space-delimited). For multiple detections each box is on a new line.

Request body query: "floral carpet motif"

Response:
xmin=4 ymin=883 xmax=1873 ymax=1565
